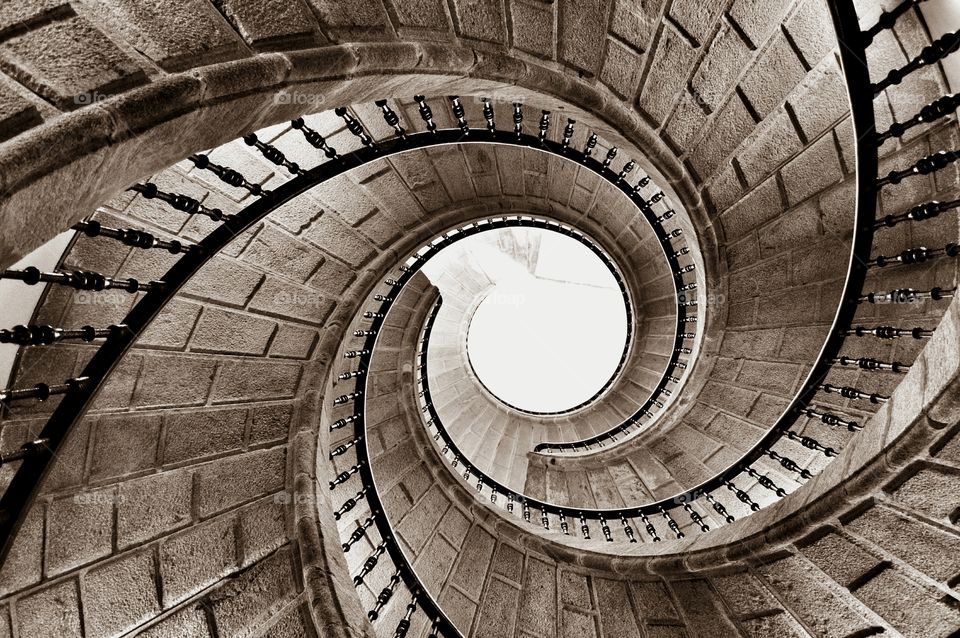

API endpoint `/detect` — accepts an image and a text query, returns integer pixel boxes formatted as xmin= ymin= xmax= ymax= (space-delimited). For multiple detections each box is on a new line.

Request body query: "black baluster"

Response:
xmin=0 ymin=323 xmax=125 ymax=346
xmin=375 ymin=99 xmax=407 ymax=140
xmin=343 ymin=349 xmax=371 ymax=359
xmin=354 ymin=540 xmax=387 ymax=585
xmin=189 ymin=154 xmax=268 ymax=197
xmin=333 ymin=391 xmax=363 ymax=405
xmin=368 ymin=569 xmax=401 ymax=620
xmin=330 ymin=435 xmax=362 ymax=458
xmin=482 ymin=97 xmax=496 ymax=134
xmin=803 ymin=407 xmax=862 ymax=432
xmin=602 ymin=147 xmax=618 ymax=169
xmin=243 ymin=132 xmax=304 ymax=176
xmin=579 ymin=512 xmax=590 ymax=539
xmin=291 ymin=117 xmax=340 ymax=160
xmin=1 ymin=267 xmax=164 ymax=294
xmin=863 ymin=0 xmax=928 ymax=45
xmin=0 ymin=438 xmax=50 ymax=466
xmin=599 ymin=514 xmax=613 ymax=542
xmin=784 ymin=430 xmax=837 ymax=457
xmin=765 ymin=449 xmax=813 ymax=480
xmin=335 ymin=107 xmax=377 ymax=149
xmin=507 ymin=492 xmax=515 ymax=513
xmin=522 ymin=499 xmax=531 ymax=522
xmin=725 ymin=480 xmax=760 ymax=511
xmin=583 ymin=133 xmax=597 ymax=162
xmin=414 ymin=95 xmax=437 ymax=134
xmin=818 ymin=383 xmax=889 ymax=404
xmin=541 ymin=507 xmax=550 ymax=530
xmin=129 ymin=182 xmax=226 ymax=221
xmin=329 ymin=461 xmax=364 ymax=489
xmin=873 ymin=30 xmax=960 ymax=95
xmin=447 ymin=96 xmax=469 ymax=135
xmin=876 ymin=198 xmax=960 ymax=228
xmin=512 ymin=102 xmax=523 ymax=138
xmin=0 ymin=377 xmax=89 ymax=404
xmin=639 ymin=511 xmax=660 ymax=542
xmin=619 ymin=514 xmax=637 ymax=543
xmin=683 ymin=502 xmax=709 ymax=533
xmin=561 ymin=118 xmax=575 ymax=151
xmin=559 ymin=512 xmax=569 ymax=535
xmin=878 ymin=92 xmax=960 ymax=142
xmin=845 ymin=325 xmax=933 ymax=340
xmin=395 ymin=593 xmax=418 ymax=638
xmin=659 ymin=506 xmax=683 ymax=539
xmin=334 ymin=486 xmax=368 ymax=521
xmin=746 ymin=468 xmax=786 ymax=497
xmin=705 ymin=493 xmax=735 ymax=524
xmin=878 ymin=149 xmax=960 ymax=186
xmin=538 ymin=110 xmax=550 ymax=143
xmin=860 ymin=286 xmax=955 ymax=304
xmin=331 ymin=413 xmax=361 ymax=431
xmin=74 ymin=220 xmax=190 ymax=254
xmin=342 ymin=515 xmax=375 ymax=552
xmin=617 ymin=160 xmax=635 ymax=183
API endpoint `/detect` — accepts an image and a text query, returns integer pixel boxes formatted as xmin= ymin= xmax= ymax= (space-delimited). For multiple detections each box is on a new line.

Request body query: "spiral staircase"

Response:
xmin=0 ymin=0 xmax=959 ymax=636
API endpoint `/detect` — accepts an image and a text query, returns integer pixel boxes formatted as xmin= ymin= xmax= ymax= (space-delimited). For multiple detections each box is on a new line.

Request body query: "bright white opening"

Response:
xmin=427 ymin=227 xmax=628 ymax=413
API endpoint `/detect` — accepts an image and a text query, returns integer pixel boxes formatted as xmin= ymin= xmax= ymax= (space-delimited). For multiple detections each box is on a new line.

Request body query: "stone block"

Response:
xmin=250 ymin=402 xmax=294 ymax=444
xmin=82 ymin=550 xmax=160 ymax=638
xmin=117 ymin=469 xmax=193 ymax=548
xmin=137 ymin=299 xmax=202 ymax=350
xmin=789 ymin=58 xmax=848 ymax=142
xmin=397 ymin=486 xmax=450 ymax=553
xmin=558 ymin=0 xmax=610 ymax=73
xmin=476 ymin=577 xmax=521 ymax=638
xmin=785 ymin=0 xmax=837 ymax=68
xmin=728 ymin=0 xmax=792 ymax=49
xmin=691 ymin=24 xmax=752 ymax=113
xmin=242 ymin=224 xmax=326 ymax=283
xmin=160 ymin=515 xmax=237 ymax=606
xmin=689 ymin=94 xmax=756 ymax=181
xmin=212 ymin=359 xmax=302 ymax=403
xmin=15 ymin=579 xmax=82 ymax=637
xmin=601 ymin=39 xmax=642 ymax=98
xmin=886 ymin=464 xmax=960 ymax=524
xmin=439 ymin=585 xmax=478 ymax=632
xmin=609 ymin=0 xmax=655 ymax=52
xmin=162 ymin=407 xmax=246 ymax=464
xmin=300 ymin=212 xmax=377 ymax=268
xmin=797 ymin=531 xmax=881 ymax=588
xmin=46 ymin=488 xmax=115 ymax=575
xmin=206 ymin=547 xmax=295 ymax=636
xmin=781 ymin=132 xmax=843 ymax=206
xmin=191 ymin=307 xmax=276 ymax=355
xmin=451 ymin=0 xmax=506 ymax=43
xmin=0 ymin=75 xmax=43 ymax=143
xmin=519 ymin=557 xmax=558 ymax=636
xmin=638 ymin=29 xmax=698 ymax=125
xmin=668 ymin=579 xmax=740 ymax=636
xmin=450 ymin=525 xmax=497 ymax=599
xmin=136 ymin=605 xmax=211 ymax=638
xmin=853 ymin=567 xmax=960 ymax=637
xmin=412 ymin=533 xmax=457 ymax=591
xmin=758 ymin=554 xmax=880 ymax=638
xmin=132 ymin=354 xmax=217 ymax=407
xmin=0 ymin=505 xmax=43 ymax=596
xmin=562 ymin=607 xmax=598 ymax=637
xmin=195 ymin=446 xmax=286 ymax=517
xmin=740 ymin=35 xmax=807 ymax=120
xmin=737 ymin=108 xmax=804 ymax=186
xmin=0 ymin=15 xmax=146 ymax=110
xmin=216 ymin=0 xmax=320 ymax=48
xmin=183 ymin=257 xmax=264 ymax=307
xmin=511 ymin=0 xmax=554 ymax=58
xmin=269 ymin=323 xmax=318 ymax=359
xmin=630 ymin=581 xmax=678 ymax=622
xmin=92 ymin=0 xmax=245 ymax=70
